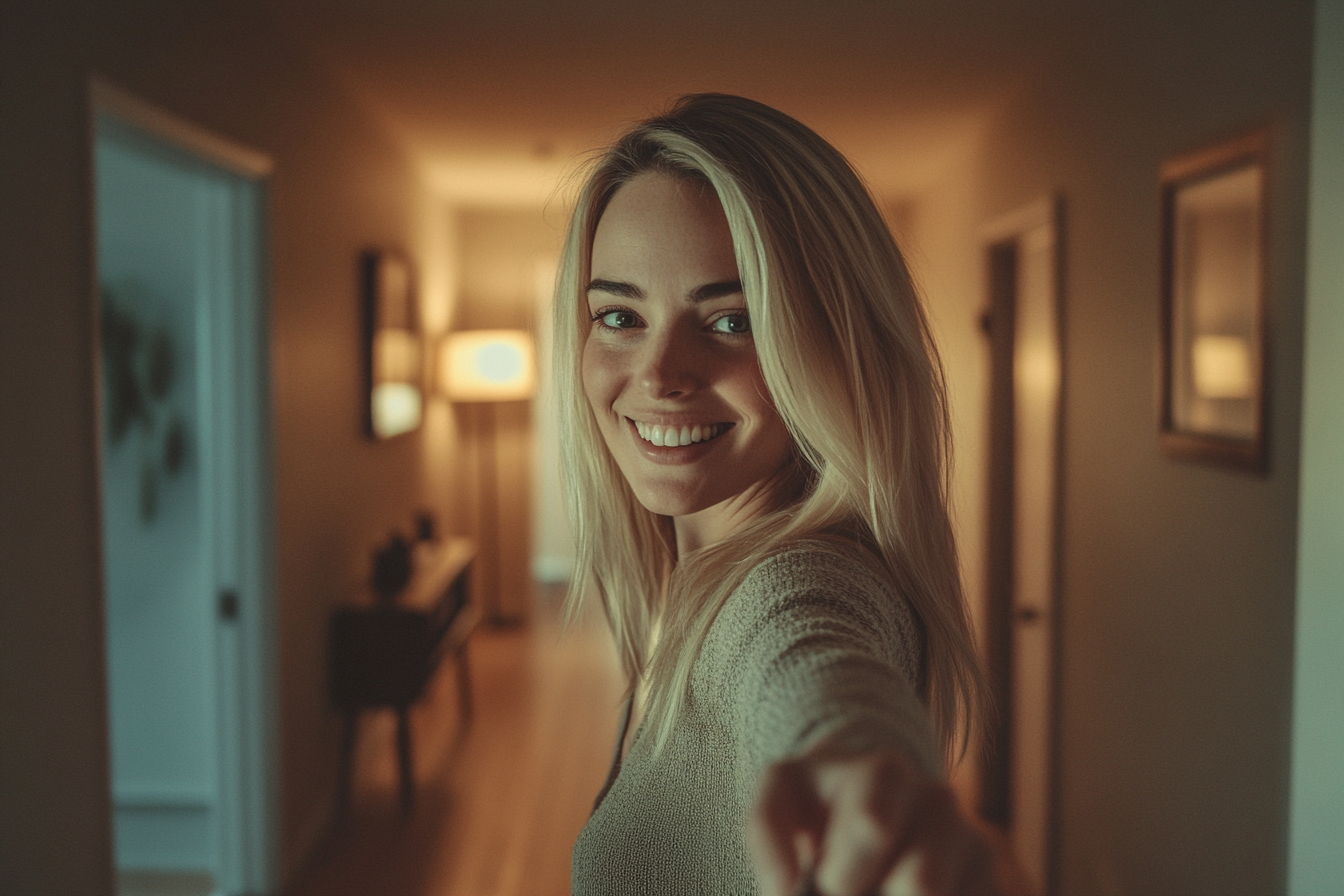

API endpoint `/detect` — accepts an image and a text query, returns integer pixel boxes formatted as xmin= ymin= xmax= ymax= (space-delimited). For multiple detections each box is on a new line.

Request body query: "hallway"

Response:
xmin=6 ymin=2 xmax=1340 ymax=893
xmin=287 ymin=587 xmax=624 ymax=896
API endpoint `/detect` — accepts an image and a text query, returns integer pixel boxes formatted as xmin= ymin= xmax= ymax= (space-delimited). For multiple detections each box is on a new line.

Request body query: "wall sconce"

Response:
xmin=437 ymin=329 xmax=536 ymax=623
xmin=362 ymin=250 xmax=423 ymax=439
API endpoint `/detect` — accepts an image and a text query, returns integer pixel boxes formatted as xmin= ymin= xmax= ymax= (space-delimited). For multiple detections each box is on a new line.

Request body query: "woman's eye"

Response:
xmin=711 ymin=313 xmax=751 ymax=335
xmin=594 ymin=309 xmax=639 ymax=329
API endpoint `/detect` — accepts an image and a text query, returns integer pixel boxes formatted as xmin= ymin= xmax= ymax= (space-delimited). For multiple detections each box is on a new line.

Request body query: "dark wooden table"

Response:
xmin=329 ymin=538 xmax=478 ymax=815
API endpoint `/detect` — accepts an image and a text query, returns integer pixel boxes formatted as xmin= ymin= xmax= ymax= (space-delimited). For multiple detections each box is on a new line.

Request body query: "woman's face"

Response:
xmin=582 ymin=172 xmax=794 ymax=538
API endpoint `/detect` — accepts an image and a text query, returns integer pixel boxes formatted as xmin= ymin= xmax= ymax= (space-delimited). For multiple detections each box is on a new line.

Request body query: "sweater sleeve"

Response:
xmin=711 ymin=548 xmax=943 ymax=783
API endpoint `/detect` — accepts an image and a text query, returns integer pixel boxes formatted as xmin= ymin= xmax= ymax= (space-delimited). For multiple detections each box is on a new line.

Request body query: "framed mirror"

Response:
xmin=361 ymin=249 xmax=423 ymax=439
xmin=1158 ymin=129 xmax=1268 ymax=472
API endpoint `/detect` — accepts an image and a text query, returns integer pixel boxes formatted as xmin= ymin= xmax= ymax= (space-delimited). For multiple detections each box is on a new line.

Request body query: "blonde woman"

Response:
xmin=558 ymin=94 xmax=1018 ymax=896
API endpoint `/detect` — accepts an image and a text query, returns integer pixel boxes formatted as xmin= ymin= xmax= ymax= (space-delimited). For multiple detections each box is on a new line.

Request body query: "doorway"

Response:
xmin=93 ymin=81 xmax=276 ymax=896
xmin=977 ymin=198 xmax=1064 ymax=896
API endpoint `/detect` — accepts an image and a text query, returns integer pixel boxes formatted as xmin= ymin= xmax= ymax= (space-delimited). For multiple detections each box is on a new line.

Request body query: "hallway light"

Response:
xmin=436 ymin=328 xmax=536 ymax=625
xmin=437 ymin=329 xmax=536 ymax=402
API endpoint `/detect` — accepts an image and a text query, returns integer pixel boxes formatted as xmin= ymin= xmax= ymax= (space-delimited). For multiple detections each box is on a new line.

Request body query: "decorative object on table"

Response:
xmin=1158 ymin=128 xmax=1269 ymax=473
xmin=99 ymin=285 xmax=191 ymax=522
xmin=361 ymin=249 xmax=423 ymax=440
xmin=370 ymin=530 xmax=414 ymax=605
xmin=437 ymin=329 xmax=537 ymax=622
xmin=414 ymin=509 xmax=438 ymax=543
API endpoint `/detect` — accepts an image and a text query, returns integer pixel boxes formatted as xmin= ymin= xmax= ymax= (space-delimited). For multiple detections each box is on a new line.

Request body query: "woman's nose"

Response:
xmin=636 ymin=328 xmax=701 ymax=398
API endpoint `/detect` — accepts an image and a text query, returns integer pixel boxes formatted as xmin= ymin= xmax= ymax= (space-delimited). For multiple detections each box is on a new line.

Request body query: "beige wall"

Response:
xmin=0 ymin=1 xmax=459 ymax=891
xmin=907 ymin=5 xmax=1313 ymax=893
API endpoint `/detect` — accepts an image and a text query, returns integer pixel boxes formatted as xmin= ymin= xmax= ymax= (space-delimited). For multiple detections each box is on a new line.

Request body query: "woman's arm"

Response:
xmin=728 ymin=550 xmax=1030 ymax=895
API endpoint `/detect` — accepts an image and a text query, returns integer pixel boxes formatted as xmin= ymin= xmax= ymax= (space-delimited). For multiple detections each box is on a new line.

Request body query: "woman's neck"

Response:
xmin=672 ymin=462 xmax=806 ymax=556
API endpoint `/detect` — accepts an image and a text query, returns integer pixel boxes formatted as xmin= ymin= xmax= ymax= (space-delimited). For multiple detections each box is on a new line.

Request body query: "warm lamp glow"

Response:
xmin=370 ymin=326 xmax=423 ymax=438
xmin=438 ymin=330 xmax=537 ymax=402
xmin=1192 ymin=334 xmax=1253 ymax=399
xmin=372 ymin=382 xmax=422 ymax=438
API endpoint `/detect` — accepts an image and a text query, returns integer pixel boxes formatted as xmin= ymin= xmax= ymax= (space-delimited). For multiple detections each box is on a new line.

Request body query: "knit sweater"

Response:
xmin=571 ymin=545 xmax=941 ymax=896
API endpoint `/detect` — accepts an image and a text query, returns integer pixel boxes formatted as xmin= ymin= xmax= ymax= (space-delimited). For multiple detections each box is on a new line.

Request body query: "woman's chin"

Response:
xmin=630 ymin=489 xmax=711 ymax=520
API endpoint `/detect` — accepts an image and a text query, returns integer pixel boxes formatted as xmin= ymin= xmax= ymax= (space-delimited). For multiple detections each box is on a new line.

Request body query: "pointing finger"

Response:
xmin=752 ymin=759 xmax=826 ymax=896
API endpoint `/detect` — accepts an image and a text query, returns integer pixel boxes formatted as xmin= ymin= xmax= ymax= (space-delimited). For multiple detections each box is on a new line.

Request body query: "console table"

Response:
xmin=329 ymin=537 xmax=478 ymax=815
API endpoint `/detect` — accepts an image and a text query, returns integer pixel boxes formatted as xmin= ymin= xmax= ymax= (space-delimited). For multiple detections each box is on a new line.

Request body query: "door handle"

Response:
xmin=219 ymin=589 xmax=240 ymax=622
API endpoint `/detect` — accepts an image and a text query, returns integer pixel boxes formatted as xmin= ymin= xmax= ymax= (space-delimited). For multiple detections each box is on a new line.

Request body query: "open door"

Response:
xmin=978 ymin=198 xmax=1064 ymax=896
xmin=92 ymin=80 xmax=276 ymax=896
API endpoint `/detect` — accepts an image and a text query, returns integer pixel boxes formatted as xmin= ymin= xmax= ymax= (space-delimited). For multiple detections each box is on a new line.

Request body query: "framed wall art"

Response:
xmin=361 ymin=249 xmax=423 ymax=440
xmin=1158 ymin=129 xmax=1269 ymax=472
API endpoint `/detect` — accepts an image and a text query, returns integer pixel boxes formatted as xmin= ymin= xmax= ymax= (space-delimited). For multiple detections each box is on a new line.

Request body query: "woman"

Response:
xmin=556 ymin=94 xmax=1014 ymax=896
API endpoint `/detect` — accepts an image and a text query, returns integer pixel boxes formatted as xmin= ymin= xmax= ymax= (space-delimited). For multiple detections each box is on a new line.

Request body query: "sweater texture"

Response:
xmin=571 ymin=544 xmax=941 ymax=895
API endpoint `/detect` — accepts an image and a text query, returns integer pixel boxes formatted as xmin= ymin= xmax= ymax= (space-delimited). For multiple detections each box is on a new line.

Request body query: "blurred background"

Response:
xmin=2 ymin=1 xmax=1342 ymax=894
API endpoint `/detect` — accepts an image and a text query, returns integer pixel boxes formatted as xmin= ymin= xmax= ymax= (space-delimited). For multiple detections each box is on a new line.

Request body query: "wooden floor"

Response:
xmin=287 ymin=585 xmax=625 ymax=896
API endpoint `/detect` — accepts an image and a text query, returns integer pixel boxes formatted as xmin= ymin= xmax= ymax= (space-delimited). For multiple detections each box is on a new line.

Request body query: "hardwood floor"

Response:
xmin=287 ymin=585 xmax=625 ymax=896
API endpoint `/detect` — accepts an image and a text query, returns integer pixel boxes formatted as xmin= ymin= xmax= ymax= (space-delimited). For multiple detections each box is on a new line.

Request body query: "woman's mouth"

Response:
xmin=632 ymin=420 xmax=731 ymax=447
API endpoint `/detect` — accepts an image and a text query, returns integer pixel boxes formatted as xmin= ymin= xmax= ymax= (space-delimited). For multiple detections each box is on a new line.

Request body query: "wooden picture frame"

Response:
xmin=1158 ymin=129 xmax=1269 ymax=472
xmin=360 ymin=249 xmax=423 ymax=440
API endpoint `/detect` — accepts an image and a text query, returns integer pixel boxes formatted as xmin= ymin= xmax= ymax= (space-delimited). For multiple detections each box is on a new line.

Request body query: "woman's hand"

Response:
xmin=750 ymin=749 xmax=1027 ymax=896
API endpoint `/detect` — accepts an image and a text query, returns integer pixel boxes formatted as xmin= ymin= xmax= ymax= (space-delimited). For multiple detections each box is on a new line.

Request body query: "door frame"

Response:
xmin=978 ymin=196 xmax=1065 ymax=896
xmin=90 ymin=78 xmax=277 ymax=896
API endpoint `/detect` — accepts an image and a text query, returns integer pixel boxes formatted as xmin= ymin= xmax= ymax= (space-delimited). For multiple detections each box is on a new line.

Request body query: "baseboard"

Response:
xmin=114 ymin=802 xmax=213 ymax=871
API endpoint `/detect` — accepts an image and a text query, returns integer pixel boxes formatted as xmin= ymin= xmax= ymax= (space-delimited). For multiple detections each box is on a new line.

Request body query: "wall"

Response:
xmin=906 ymin=4 xmax=1312 ymax=893
xmin=1288 ymin=0 xmax=1344 ymax=889
xmin=0 ymin=1 xmax=456 ymax=891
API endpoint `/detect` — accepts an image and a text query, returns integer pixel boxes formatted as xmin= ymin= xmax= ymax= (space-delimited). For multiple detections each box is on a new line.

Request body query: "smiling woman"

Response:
xmin=553 ymin=95 xmax=1021 ymax=896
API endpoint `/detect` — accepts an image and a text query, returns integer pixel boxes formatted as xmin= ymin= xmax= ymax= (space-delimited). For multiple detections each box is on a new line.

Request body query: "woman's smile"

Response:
xmin=631 ymin=419 xmax=731 ymax=448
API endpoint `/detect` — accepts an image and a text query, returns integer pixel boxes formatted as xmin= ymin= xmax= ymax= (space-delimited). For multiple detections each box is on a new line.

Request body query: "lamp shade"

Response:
xmin=438 ymin=329 xmax=537 ymax=402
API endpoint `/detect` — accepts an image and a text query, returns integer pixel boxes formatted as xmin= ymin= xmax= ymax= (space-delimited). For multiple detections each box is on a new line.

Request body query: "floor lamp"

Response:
xmin=437 ymin=329 xmax=537 ymax=623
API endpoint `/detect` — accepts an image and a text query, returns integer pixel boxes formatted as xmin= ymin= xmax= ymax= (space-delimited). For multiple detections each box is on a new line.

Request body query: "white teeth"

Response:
xmin=633 ymin=420 xmax=725 ymax=447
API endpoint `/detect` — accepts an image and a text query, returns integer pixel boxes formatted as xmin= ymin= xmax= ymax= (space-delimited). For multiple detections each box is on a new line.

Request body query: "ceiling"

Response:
xmin=284 ymin=0 xmax=1075 ymax=205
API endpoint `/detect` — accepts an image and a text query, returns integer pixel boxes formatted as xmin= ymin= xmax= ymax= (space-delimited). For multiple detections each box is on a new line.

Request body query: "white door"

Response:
xmin=94 ymin=82 xmax=275 ymax=896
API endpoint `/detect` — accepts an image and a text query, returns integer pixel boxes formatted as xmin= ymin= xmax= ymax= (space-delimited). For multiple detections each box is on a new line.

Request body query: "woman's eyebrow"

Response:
xmin=586 ymin=279 xmax=643 ymax=299
xmin=689 ymin=280 xmax=743 ymax=302
xmin=586 ymin=279 xmax=743 ymax=303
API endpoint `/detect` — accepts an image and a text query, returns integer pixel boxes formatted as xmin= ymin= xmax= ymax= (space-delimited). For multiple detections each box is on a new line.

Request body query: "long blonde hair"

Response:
xmin=555 ymin=94 xmax=981 ymax=764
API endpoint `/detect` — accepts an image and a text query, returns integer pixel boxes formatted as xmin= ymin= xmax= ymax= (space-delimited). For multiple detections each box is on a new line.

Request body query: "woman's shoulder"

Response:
xmin=716 ymin=538 xmax=923 ymax=687
xmin=699 ymin=536 xmax=937 ymax=774
xmin=737 ymin=538 xmax=889 ymax=596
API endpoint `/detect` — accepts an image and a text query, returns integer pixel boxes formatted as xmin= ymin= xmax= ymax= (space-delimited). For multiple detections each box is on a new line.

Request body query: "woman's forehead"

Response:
xmin=589 ymin=173 xmax=736 ymax=283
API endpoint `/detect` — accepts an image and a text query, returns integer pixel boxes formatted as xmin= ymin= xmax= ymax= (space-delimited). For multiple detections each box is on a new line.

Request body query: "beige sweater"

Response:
xmin=571 ymin=545 xmax=941 ymax=896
